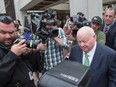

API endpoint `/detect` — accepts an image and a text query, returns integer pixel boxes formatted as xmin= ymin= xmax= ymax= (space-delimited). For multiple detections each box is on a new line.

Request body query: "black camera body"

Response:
xmin=15 ymin=35 xmax=40 ymax=48
xmin=37 ymin=28 xmax=58 ymax=42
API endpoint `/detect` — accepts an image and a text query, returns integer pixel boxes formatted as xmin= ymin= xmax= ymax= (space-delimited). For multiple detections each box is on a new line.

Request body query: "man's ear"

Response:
xmin=93 ymin=34 xmax=96 ymax=39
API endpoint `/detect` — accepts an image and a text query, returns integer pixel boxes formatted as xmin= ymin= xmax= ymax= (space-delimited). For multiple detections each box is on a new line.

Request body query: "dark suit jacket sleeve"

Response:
xmin=69 ymin=45 xmax=78 ymax=61
xmin=69 ymin=45 xmax=82 ymax=63
xmin=109 ymin=52 xmax=116 ymax=87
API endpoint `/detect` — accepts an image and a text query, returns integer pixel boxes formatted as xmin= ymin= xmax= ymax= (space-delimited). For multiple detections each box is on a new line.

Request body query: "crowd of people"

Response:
xmin=0 ymin=4 xmax=116 ymax=87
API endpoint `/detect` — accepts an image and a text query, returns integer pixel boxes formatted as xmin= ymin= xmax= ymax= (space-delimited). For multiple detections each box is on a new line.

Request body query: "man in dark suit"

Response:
xmin=101 ymin=7 xmax=116 ymax=50
xmin=69 ymin=26 xmax=116 ymax=87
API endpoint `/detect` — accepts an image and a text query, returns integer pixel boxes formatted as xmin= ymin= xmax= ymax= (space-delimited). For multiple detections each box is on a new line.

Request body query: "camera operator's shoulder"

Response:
xmin=57 ymin=27 xmax=65 ymax=33
xmin=0 ymin=48 xmax=3 ymax=57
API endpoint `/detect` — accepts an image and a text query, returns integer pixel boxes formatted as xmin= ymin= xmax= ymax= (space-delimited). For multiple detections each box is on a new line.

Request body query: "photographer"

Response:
xmin=42 ymin=19 xmax=69 ymax=73
xmin=0 ymin=16 xmax=45 ymax=87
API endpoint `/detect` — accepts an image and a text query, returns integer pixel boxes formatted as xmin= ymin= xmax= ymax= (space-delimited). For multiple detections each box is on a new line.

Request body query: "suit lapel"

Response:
xmin=90 ymin=43 xmax=103 ymax=72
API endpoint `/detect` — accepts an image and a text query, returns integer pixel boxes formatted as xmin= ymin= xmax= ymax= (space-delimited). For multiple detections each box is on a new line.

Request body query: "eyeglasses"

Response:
xmin=0 ymin=16 xmax=13 ymax=24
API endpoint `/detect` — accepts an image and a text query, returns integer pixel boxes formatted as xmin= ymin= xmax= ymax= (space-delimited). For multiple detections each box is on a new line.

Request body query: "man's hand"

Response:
xmin=37 ymin=43 xmax=47 ymax=51
xmin=11 ymin=39 xmax=27 ymax=56
xmin=22 ymin=48 xmax=33 ymax=55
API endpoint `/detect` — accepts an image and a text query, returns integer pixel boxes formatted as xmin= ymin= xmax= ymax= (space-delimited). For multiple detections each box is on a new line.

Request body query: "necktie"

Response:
xmin=84 ymin=54 xmax=89 ymax=67
xmin=103 ymin=26 xmax=109 ymax=33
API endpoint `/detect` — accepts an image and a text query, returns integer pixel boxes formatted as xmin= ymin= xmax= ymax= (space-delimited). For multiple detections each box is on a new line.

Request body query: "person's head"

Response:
xmin=46 ymin=19 xmax=57 ymax=29
xmin=104 ymin=7 xmax=116 ymax=25
xmin=0 ymin=16 xmax=15 ymax=46
xmin=77 ymin=26 xmax=96 ymax=53
xmin=90 ymin=16 xmax=102 ymax=32
xmin=46 ymin=23 xmax=54 ymax=30
xmin=66 ymin=15 xmax=70 ymax=20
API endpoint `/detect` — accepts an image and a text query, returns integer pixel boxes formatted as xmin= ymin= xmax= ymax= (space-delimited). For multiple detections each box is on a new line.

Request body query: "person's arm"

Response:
xmin=53 ymin=37 xmax=64 ymax=46
xmin=0 ymin=40 xmax=27 ymax=87
xmin=113 ymin=33 xmax=116 ymax=51
xmin=0 ymin=51 xmax=20 ymax=87
xmin=108 ymin=52 xmax=116 ymax=87
xmin=53 ymin=28 xmax=69 ymax=49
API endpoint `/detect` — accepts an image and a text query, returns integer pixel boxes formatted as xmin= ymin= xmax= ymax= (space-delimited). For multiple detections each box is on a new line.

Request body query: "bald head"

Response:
xmin=76 ymin=26 xmax=96 ymax=53
xmin=77 ymin=26 xmax=95 ymax=37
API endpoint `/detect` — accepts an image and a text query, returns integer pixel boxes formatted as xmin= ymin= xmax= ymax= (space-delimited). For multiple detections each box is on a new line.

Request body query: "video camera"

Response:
xmin=16 ymin=8 xmax=59 ymax=48
xmin=71 ymin=12 xmax=90 ymax=37
xmin=72 ymin=12 xmax=90 ymax=28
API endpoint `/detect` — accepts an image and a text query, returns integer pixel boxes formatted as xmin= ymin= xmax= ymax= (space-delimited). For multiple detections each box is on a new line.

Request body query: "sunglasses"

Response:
xmin=0 ymin=16 xmax=13 ymax=24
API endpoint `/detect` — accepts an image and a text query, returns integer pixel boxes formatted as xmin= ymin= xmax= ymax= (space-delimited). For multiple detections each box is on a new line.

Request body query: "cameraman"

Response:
xmin=0 ymin=16 xmax=45 ymax=87
xmin=42 ymin=19 xmax=69 ymax=72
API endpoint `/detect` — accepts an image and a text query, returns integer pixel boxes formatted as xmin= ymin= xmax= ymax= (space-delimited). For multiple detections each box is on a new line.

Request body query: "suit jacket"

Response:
xmin=100 ymin=22 xmax=116 ymax=50
xmin=69 ymin=43 xmax=116 ymax=87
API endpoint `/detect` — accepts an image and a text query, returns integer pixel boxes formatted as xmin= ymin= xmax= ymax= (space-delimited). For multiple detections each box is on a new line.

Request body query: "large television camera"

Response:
xmin=72 ymin=12 xmax=90 ymax=37
xmin=16 ymin=8 xmax=59 ymax=48
xmin=72 ymin=12 xmax=90 ymax=28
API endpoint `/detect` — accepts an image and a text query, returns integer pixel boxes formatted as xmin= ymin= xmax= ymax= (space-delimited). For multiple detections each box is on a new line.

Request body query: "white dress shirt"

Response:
xmin=82 ymin=42 xmax=97 ymax=66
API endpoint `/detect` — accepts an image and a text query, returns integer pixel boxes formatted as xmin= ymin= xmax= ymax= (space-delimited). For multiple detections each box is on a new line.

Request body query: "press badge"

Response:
xmin=29 ymin=71 xmax=33 ymax=80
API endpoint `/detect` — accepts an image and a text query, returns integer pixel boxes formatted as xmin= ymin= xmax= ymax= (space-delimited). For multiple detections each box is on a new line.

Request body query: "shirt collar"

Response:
xmin=105 ymin=21 xmax=114 ymax=28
